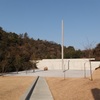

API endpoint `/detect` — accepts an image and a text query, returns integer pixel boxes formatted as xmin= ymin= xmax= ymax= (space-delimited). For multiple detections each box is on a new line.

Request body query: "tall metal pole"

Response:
xmin=62 ymin=20 xmax=65 ymax=79
xmin=62 ymin=20 xmax=64 ymax=71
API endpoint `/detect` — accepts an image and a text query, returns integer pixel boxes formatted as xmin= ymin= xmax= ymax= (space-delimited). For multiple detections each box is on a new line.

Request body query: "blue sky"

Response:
xmin=0 ymin=0 xmax=100 ymax=50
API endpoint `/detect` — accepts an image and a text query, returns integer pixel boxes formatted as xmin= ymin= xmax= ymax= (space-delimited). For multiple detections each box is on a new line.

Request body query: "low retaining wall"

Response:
xmin=36 ymin=59 xmax=100 ymax=71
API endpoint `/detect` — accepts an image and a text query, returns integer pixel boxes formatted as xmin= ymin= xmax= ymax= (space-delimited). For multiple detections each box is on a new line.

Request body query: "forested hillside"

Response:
xmin=0 ymin=27 xmax=100 ymax=73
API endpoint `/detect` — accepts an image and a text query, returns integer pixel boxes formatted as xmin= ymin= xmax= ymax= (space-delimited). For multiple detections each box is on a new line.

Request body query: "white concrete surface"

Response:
xmin=36 ymin=59 xmax=100 ymax=71
xmin=5 ymin=58 xmax=100 ymax=78
xmin=6 ymin=69 xmax=92 ymax=78
xmin=30 ymin=77 xmax=54 ymax=100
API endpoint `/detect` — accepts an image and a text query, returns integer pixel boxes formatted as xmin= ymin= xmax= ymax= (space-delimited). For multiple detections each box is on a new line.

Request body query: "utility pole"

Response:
xmin=62 ymin=20 xmax=65 ymax=79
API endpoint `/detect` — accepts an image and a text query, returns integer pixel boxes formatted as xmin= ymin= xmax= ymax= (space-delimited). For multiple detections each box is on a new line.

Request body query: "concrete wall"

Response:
xmin=36 ymin=59 xmax=100 ymax=71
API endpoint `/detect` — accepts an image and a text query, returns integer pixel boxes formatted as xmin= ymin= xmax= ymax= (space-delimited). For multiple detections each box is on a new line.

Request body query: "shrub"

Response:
xmin=44 ymin=67 xmax=48 ymax=71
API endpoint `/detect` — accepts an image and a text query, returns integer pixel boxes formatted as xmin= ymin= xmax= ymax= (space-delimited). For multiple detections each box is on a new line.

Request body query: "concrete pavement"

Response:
xmin=30 ymin=77 xmax=54 ymax=100
xmin=6 ymin=69 xmax=92 ymax=78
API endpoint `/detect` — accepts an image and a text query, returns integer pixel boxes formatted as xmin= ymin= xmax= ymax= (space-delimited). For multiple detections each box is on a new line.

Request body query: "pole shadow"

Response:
xmin=91 ymin=88 xmax=100 ymax=100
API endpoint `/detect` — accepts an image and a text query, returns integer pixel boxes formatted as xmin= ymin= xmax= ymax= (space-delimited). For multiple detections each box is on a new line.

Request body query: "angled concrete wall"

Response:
xmin=35 ymin=59 xmax=100 ymax=71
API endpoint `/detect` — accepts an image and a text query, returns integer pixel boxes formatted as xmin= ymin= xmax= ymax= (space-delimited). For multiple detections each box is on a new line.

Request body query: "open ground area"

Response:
xmin=0 ymin=76 xmax=34 ymax=100
xmin=46 ymin=69 xmax=100 ymax=100
xmin=0 ymin=69 xmax=100 ymax=100
xmin=6 ymin=69 xmax=91 ymax=78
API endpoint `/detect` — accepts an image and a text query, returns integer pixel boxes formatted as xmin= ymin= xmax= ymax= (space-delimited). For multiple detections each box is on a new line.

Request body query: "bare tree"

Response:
xmin=30 ymin=60 xmax=38 ymax=72
xmin=83 ymin=38 xmax=95 ymax=58
xmin=14 ymin=55 xmax=21 ymax=74
xmin=0 ymin=60 xmax=8 ymax=76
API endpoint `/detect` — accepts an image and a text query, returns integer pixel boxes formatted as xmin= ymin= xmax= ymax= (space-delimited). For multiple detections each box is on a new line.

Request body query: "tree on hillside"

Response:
xmin=64 ymin=46 xmax=75 ymax=58
xmin=83 ymin=39 xmax=95 ymax=58
xmin=23 ymin=61 xmax=32 ymax=74
xmin=0 ymin=59 xmax=8 ymax=76
xmin=14 ymin=55 xmax=22 ymax=74
xmin=93 ymin=43 xmax=100 ymax=60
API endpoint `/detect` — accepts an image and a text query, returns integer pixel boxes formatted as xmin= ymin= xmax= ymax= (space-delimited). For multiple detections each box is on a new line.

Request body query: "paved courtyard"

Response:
xmin=6 ymin=69 xmax=92 ymax=78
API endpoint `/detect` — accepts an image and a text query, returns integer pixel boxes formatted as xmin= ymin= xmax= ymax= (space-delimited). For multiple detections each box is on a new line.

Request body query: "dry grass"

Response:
xmin=46 ymin=69 xmax=100 ymax=100
xmin=0 ymin=76 xmax=34 ymax=100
